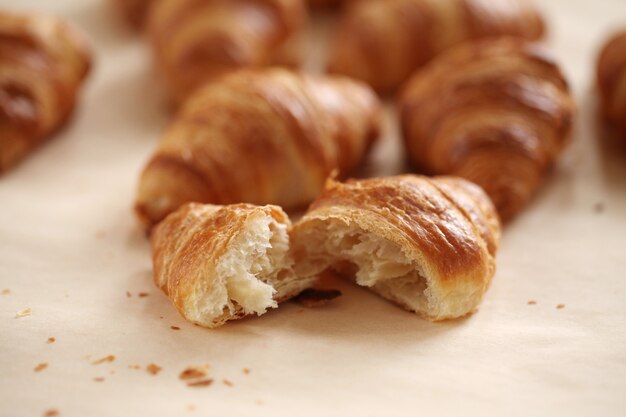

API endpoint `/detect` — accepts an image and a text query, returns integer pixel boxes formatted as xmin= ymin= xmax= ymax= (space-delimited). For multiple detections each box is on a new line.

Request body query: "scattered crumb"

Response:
xmin=93 ymin=377 xmax=105 ymax=382
xmin=242 ymin=368 xmax=250 ymax=375
xmin=256 ymin=400 xmax=264 ymax=406
xmin=126 ymin=291 xmax=132 ymax=298
xmin=179 ymin=366 xmax=208 ymax=380
xmin=294 ymin=289 xmax=342 ymax=308
xmin=34 ymin=363 xmax=48 ymax=372
xmin=527 ymin=300 xmax=537 ymax=305
xmin=223 ymin=379 xmax=233 ymax=387
xmin=187 ymin=379 xmax=213 ymax=388
xmin=138 ymin=292 xmax=150 ymax=298
xmin=84 ymin=355 xmax=91 ymax=360
xmin=593 ymin=202 xmax=605 ymax=214
xmin=43 ymin=410 xmax=59 ymax=417
xmin=146 ymin=363 xmax=162 ymax=375
xmin=109 ymin=370 xmax=115 ymax=375
xmin=47 ymin=337 xmax=56 ymax=344
xmin=15 ymin=308 xmax=32 ymax=318
xmin=2 ymin=289 xmax=10 ymax=295
xmin=92 ymin=355 xmax=115 ymax=365
xmin=170 ymin=326 xmax=181 ymax=331
xmin=187 ymin=405 xmax=196 ymax=412
xmin=557 ymin=304 xmax=566 ymax=309
xmin=128 ymin=365 xmax=141 ymax=370
xmin=159 ymin=316 xmax=164 ymax=319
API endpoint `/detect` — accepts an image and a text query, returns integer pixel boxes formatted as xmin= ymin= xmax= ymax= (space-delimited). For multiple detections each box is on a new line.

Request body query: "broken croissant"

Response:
xmin=328 ymin=0 xmax=545 ymax=92
xmin=597 ymin=28 xmax=626 ymax=136
xmin=152 ymin=203 xmax=315 ymax=328
xmin=290 ymin=175 xmax=501 ymax=321
xmin=148 ymin=0 xmax=308 ymax=105
xmin=135 ymin=68 xmax=381 ymax=229
xmin=400 ymin=38 xmax=575 ymax=221
xmin=0 ymin=11 xmax=91 ymax=173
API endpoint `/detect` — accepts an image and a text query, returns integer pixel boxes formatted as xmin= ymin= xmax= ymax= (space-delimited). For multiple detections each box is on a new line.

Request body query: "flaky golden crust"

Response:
xmin=290 ymin=175 xmax=500 ymax=320
xmin=112 ymin=0 xmax=156 ymax=29
xmin=148 ymin=0 xmax=308 ymax=105
xmin=328 ymin=0 xmax=545 ymax=93
xmin=400 ymin=38 xmax=574 ymax=221
xmin=136 ymin=68 xmax=381 ymax=229
xmin=597 ymin=28 xmax=626 ymax=136
xmin=0 ymin=11 xmax=91 ymax=173
xmin=152 ymin=203 xmax=299 ymax=327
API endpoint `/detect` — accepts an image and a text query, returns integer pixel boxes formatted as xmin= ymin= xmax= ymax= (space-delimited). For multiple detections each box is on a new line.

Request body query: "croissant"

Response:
xmin=290 ymin=175 xmax=500 ymax=321
xmin=328 ymin=0 xmax=545 ymax=93
xmin=597 ymin=28 xmax=626 ymax=136
xmin=399 ymin=38 xmax=575 ymax=221
xmin=112 ymin=0 xmax=156 ymax=29
xmin=0 ymin=11 xmax=91 ymax=173
xmin=148 ymin=0 xmax=308 ymax=105
xmin=152 ymin=203 xmax=314 ymax=328
xmin=135 ymin=68 xmax=381 ymax=229
xmin=308 ymin=0 xmax=343 ymax=7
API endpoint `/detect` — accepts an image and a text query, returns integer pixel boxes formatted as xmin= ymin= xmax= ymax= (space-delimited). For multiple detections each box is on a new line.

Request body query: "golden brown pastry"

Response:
xmin=148 ymin=0 xmax=308 ymax=105
xmin=328 ymin=0 xmax=545 ymax=93
xmin=152 ymin=203 xmax=315 ymax=328
xmin=400 ymin=38 xmax=574 ymax=221
xmin=112 ymin=0 xmax=156 ymax=29
xmin=597 ymin=28 xmax=626 ymax=135
xmin=290 ymin=175 xmax=500 ymax=321
xmin=135 ymin=68 xmax=381 ymax=229
xmin=0 ymin=11 xmax=91 ymax=173
xmin=308 ymin=0 xmax=343 ymax=8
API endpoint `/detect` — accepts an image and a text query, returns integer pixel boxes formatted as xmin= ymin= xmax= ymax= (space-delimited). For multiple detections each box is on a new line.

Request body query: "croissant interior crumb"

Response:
xmin=294 ymin=219 xmax=430 ymax=315
xmin=191 ymin=212 xmax=293 ymax=323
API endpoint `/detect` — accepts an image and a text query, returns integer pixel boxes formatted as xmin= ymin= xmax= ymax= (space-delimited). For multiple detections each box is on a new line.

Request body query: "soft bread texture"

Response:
xmin=0 ymin=11 xmax=91 ymax=173
xmin=112 ymin=0 xmax=156 ymax=29
xmin=290 ymin=175 xmax=501 ymax=321
xmin=136 ymin=68 xmax=381 ymax=229
xmin=597 ymin=28 xmax=626 ymax=136
xmin=152 ymin=203 xmax=314 ymax=328
xmin=328 ymin=0 xmax=545 ymax=93
xmin=400 ymin=38 xmax=574 ymax=221
xmin=147 ymin=0 xmax=308 ymax=105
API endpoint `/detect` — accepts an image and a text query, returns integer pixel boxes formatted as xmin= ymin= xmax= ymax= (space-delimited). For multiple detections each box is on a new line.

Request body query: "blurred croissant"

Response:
xmin=112 ymin=0 xmax=156 ymax=29
xmin=135 ymin=68 xmax=381 ymax=229
xmin=290 ymin=175 xmax=501 ymax=320
xmin=148 ymin=0 xmax=308 ymax=105
xmin=0 ymin=11 xmax=91 ymax=173
xmin=308 ymin=0 xmax=344 ymax=7
xmin=400 ymin=39 xmax=574 ymax=221
xmin=152 ymin=203 xmax=314 ymax=328
xmin=328 ymin=0 xmax=545 ymax=92
xmin=597 ymin=28 xmax=626 ymax=136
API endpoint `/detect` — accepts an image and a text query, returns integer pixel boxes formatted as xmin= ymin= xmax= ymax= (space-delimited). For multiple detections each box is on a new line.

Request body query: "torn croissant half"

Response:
xmin=290 ymin=175 xmax=501 ymax=321
xmin=151 ymin=203 xmax=315 ymax=328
